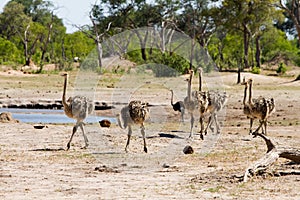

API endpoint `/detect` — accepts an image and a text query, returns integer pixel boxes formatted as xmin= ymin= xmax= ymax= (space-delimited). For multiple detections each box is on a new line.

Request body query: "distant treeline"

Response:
xmin=0 ymin=0 xmax=300 ymax=74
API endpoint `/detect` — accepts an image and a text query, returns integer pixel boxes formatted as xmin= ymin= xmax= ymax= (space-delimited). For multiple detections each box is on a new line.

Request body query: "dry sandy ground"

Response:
xmin=0 ymin=68 xmax=300 ymax=199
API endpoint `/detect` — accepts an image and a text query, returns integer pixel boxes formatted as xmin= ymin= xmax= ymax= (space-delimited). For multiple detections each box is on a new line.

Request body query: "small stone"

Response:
xmin=162 ymin=163 xmax=170 ymax=168
xmin=183 ymin=145 xmax=194 ymax=154
xmin=99 ymin=119 xmax=111 ymax=128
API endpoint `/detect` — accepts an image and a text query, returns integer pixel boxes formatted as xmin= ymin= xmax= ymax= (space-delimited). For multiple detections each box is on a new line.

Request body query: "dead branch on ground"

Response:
xmin=243 ymin=133 xmax=300 ymax=182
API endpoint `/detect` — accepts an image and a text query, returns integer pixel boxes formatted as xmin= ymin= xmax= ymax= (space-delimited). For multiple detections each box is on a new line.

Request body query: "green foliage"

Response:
xmin=64 ymin=32 xmax=94 ymax=60
xmin=126 ymin=50 xmax=145 ymax=64
xmin=276 ymin=62 xmax=287 ymax=74
xmin=126 ymin=49 xmax=190 ymax=75
xmin=0 ymin=37 xmax=21 ymax=64
xmin=208 ymin=32 xmax=243 ymax=70
xmin=0 ymin=0 xmax=299 ymax=74
xmin=251 ymin=66 xmax=261 ymax=74
xmin=81 ymin=57 xmax=99 ymax=71
xmin=261 ymin=28 xmax=299 ymax=66
xmin=151 ymin=51 xmax=190 ymax=74
xmin=145 ymin=63 xmax=179 ymax=77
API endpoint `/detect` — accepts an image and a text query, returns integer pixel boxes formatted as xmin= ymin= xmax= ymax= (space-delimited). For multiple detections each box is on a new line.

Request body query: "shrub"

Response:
xmin=276 ymin=62 xmax=287 ymax=75
xmin=251 ymin=66 xmax=261 ymax=74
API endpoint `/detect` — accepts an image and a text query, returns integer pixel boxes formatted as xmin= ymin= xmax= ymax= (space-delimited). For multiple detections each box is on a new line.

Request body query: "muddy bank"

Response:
xmin=0 ymin=99 xmax=114 ymax=110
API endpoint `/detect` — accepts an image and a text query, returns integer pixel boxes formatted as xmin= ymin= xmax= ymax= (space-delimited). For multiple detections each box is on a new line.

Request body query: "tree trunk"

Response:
xmin=255 ymin=35 xmax=261 ymax=68
xmin=243 ymin=133 xmax=300 ymax=182
xmin=89 ymin=13 xmax=109 ymax=73
xmin=218 ymin=44 xmax=224 ymax=72
xmin=96 ymin=39 xmax=103 ymax=68
xmin=243 ymin=25 xmax=249 ymax=69
xmin=61 ymin=39 xmax=66 ymax=61
xmin=141 ymin=48 xmax=147 ymax=61
xmin=39 ymin=14 xmax=54 ymax=73
xmin=23 ymin=24 xmax=30 ymax=66
xmin=134 ymin=29 xmax=149 ymax=61
xmin=237 ymin=66 xmax=241 ymax=84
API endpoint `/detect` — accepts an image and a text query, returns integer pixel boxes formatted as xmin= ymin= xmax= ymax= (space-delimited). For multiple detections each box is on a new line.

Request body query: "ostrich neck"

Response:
xmin=62 ymin=76 xmax=68 ymax=107
xmin=248 ymin=82 xmax=253 ymax=104
xmin=243 ymin=84 xmax=248 ymax=105
xmin=199 ymin=72 xmax=202 ymax=92
xmin=171 ymin=90 xmax=174 ymax=105
xmin=187 ymin=72 xmax=193 ymax=101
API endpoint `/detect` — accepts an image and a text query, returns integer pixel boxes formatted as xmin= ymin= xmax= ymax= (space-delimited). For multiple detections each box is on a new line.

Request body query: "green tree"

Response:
xmin=216 ymin=0 xmax=281 ymax=69
xmin=0 ymin=1 xmax=31 ymax=40
xmin=276 ymin=0 xmax=300 ymax=46
xmin=0 ymin=37 xmax=21 ymax=64
xmin=11 ymin=0 xmax=53 ymax=25
xmin=1 ymin=0 xmax=66 ymax=69
xmin=64 ymin=31 xmax=94 ymax=60
xmin=260 ymin=27 xmax=298 ymax=64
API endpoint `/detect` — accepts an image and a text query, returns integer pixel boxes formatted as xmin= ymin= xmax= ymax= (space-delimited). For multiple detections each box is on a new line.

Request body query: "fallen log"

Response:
xmin=243 ymin=133 xmax=300 ymax=182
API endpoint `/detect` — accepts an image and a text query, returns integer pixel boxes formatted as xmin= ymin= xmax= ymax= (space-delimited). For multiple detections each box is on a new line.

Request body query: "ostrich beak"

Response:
xmin=60 ymin=72 xmax=68 ymax=77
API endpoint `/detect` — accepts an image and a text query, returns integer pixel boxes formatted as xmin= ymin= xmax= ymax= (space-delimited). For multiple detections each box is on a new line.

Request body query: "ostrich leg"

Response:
xmin=204 ymin=115 xmax=213 ymax=135
xmin=140 ymin=124 xmax=147 ymax=153
xmin=199 ymin=115 xmax=204 ymax=140
xmin=213 ymin=113 xmax=221 ymax=134
xmin=180 ymin=107 xmax=185 ymax=123
xmin=125 ymin=125 xmax=132 ymax=153
xmin=253 ymin=119 xmax=267 ymax=135
xmin=189 ymin=113 xmax=195 ymax=138
xmin=249 ymin=118 xmax=253 ymax=135
xmin=79 ymin=122 xmax=89 ymax=149
xmin=67 ymin=122 xmax=79 ymax=150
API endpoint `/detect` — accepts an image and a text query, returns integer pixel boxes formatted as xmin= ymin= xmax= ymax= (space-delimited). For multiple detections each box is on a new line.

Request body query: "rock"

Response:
xmin=99 ymin=119 xmax=111 ymax=128
xmin=33 ymin=124 xmax=46 ymax=129
xmin=183 ymin=145 xmax=194 ymax=154
xmin=162 ymin=163 xmax=170 ymax=168
xmin=0 ymin=112 xmax=19 ymax=123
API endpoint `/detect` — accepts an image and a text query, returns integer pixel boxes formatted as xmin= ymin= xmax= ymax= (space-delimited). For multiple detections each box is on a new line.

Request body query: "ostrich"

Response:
xmin=241 ymin=78 xmax=254 ymax=134
xmin=248 ymin=79 xmax=275 ymax=135
xmin=61 ymin=73 xmax=94 ymax=150
xmin=203 ymin=91 xmax=228 ymax=134
xmin=170 ymin=89 xmax=185 ymax=122
xmin=197 ymin=67 xmax=228 ymax=139
xmin=183 ymin=70 xmax=199 ymax=138
xmin=117 ymin=100 xmax=150 ymax=153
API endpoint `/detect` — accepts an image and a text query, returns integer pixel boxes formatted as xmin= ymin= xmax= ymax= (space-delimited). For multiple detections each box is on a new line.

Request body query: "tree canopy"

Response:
xmin=0 ymin=0 xmax=299 ymax=73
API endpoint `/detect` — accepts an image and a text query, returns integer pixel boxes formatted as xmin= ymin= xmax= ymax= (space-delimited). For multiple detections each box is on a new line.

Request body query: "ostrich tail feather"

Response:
xmin=117 ymin=108 xmax=128 ymax=129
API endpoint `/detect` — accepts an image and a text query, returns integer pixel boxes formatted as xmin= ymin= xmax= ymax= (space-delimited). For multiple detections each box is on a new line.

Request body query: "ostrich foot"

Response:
xmin=144 ymin=147 xmax=148 ymax=153
xmin=188 ymin=135 xmax=194 ymax=140
xmin=200 ymin=133 xmax=204 ymax=140
xmin=66 ymin=143 xmax=71 ymax=151
xmin=125 ymin=147 xmax=129 ymax=153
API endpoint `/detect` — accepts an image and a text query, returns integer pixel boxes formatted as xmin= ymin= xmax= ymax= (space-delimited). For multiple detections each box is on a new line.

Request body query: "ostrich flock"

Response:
xmin=61 ymin=68 xmax=275 ymax=152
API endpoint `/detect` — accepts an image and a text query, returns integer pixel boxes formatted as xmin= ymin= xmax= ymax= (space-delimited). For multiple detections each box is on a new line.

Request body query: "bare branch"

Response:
xmin=243 ymin=134 xmax=300 ymax=182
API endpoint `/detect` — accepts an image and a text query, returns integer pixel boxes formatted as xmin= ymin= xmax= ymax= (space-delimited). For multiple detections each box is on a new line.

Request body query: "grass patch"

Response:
xmin=205 ymin=185 xmax=225 ymax=193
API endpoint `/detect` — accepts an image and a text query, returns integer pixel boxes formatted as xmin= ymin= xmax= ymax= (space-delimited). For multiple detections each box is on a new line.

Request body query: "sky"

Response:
xmin=0 ymin=0 xmax=97 ymax=33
